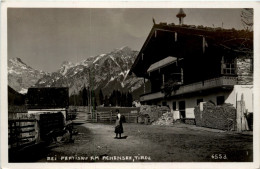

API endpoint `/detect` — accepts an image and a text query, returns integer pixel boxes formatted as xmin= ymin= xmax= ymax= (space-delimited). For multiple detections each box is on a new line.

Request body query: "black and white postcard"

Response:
xmin=1 ymin=1 xmax=260 ymax=169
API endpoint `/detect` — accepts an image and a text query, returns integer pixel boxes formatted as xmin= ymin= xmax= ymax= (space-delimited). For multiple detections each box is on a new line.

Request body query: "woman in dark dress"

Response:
xmin=115 ymin=109 xmax=123 ymax=139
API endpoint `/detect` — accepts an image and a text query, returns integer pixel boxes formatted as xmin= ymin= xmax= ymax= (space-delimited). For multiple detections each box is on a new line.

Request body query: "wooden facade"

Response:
xmin=27 ymin=87 xmax=69 ymax=109
xmin=130 ymin=23 xmax=253 ymax=123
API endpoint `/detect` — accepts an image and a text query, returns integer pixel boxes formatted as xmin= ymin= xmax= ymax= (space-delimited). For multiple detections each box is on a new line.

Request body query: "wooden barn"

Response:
xmin=26 ymin=87 xmax=69 ymax=119
xmin=9 ymin=87 xmax=71 ymax=161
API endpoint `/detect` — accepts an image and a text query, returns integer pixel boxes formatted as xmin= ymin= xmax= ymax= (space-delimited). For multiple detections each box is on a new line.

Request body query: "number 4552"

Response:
xmin=211 ymin=154 xmax=227 ymax=160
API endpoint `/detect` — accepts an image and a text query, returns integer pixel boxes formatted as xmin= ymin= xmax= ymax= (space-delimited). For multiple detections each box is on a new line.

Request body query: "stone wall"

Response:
xmin=237 ymin=58 xmax=253 ymax=85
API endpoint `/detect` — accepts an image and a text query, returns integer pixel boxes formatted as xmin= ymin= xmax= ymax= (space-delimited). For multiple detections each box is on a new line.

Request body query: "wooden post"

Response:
xmin=15 ymin=120 xmax=18 ymax=147
xmin=18 ymin=118 xmax=21 ymax=147
xmin=128 ymin=112 xmax=130 ymax=123
xmin=35 ymin=114 xmax=40 ymax=143
xmin=143 ymin=77 xmax=146 ymax=94
xmin=221 ymin=56 xmax=224 ymax=75
xmin=162 ymin=74 xmax=165 ymax=86
xmin=110 ymin=111 xmax=112 ymax=124
xmin=236 ymin=101 xmax=242 ymax=132
xmin=181 ymin=68 xmax=183 ymax=84
xmin=240 ymin=94 xmax=249 ymax=131
xmin=9 ymin=121 xmax=12 ymax=148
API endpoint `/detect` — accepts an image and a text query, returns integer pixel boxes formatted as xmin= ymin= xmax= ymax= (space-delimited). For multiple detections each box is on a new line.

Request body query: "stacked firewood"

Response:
xmin=139 ymin=105 xmax=170 ymax=124
xmin=152 ymin=111 xmax=174 ymax=126
xmin=194 ymin=102 xmax=236 ymax=130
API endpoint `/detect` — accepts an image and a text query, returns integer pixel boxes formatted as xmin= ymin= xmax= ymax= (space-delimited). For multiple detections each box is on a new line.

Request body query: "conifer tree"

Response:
xmin=99 ymin=89 xmax=104 ymax=105
xmin=82 ymin=85 xmax=88 ymax=106
xmin=104 ymin=95 xmax=109 ymax=107
xmin=127 ymin=92 xmax=133 ymax=107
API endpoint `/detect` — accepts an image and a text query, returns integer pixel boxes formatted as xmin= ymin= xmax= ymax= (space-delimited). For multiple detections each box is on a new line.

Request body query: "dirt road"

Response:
xmin=38 ymin=122 xmax=253 ymax=162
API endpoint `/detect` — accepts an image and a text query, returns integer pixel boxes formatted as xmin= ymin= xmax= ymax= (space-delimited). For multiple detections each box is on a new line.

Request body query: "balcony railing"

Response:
xmin=140 ymin=76 xmax=237 ymax=102
xmin=140 ymin=91 xmax=164 ymax=102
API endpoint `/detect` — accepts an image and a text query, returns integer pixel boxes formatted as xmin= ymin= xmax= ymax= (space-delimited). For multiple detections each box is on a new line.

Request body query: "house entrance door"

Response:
xmin=179 ymin=101 xmax=186 ymax=119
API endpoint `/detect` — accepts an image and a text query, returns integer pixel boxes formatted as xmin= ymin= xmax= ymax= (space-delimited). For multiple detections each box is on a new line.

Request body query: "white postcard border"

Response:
xmin=1 ymin=1 xmax=260 ymax=169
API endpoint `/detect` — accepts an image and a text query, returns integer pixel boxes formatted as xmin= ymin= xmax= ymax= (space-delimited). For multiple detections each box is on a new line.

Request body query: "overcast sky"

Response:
xmin=8 ymin=8 xmax=245 ymax=72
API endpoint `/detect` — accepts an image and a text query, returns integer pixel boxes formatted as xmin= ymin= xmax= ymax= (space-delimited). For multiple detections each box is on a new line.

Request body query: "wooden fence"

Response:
xmin=96 ymin=111 xmax=138 ymax=123
xmin=69 ymin=106 xmax=140 ymax=123
xmin=8 ymin=111 xmax=67 ymax=150
xmin=8 ymin=119 xmax=36 ymax=149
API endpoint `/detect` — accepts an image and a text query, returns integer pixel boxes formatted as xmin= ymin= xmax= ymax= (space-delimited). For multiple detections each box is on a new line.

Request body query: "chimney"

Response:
xmin=176 ymin=8 xmax=186 ymax=25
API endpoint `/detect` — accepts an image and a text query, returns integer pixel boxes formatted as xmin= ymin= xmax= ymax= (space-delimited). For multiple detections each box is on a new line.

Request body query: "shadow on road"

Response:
xmin=119 ymin=136 xmax=128 ymax=139
xmin=114 ymin=136 xmax=128 ymax=139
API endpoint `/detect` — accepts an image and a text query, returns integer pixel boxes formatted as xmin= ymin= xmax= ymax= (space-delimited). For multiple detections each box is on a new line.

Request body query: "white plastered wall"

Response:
xmin=227 ymin=85 xmax=254 ymax=113
xmin=156 ymin=86 xmax=253 ymax=120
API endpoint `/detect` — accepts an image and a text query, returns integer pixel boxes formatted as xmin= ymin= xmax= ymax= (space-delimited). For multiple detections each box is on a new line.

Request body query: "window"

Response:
xmin=162 ymin=101 xmax=167 ymax=106
xmin=221 ymin=56 xmax=236 ymax=75
xmin=178 ymin=101 xmax=186 ymax=119
xmin=172 ymin=101 xmax=177 ymax=110
xmin=197 ymin=99 xmax=203 ymax=105
xmin=216 ymin=96 xmax=225 ymax=105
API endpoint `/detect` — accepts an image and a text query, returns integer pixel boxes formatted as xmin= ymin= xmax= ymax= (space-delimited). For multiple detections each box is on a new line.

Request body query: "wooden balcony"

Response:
xmin=174 ymin=76 xmax=237 ymax=95
xmin=140 ymin=91 xmax=164 ymax=102
xmin=140 ymin=76 xmax=237 ymax=102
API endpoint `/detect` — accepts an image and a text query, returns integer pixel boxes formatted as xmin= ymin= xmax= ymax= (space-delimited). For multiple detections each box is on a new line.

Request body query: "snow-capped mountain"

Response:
xmin=34 ymin=46 xmax=144 ymax=96
xmin=59 ymin=61 xmax=75 ymax=75
xmin=8 ymin=58 xmax=47 ymax=94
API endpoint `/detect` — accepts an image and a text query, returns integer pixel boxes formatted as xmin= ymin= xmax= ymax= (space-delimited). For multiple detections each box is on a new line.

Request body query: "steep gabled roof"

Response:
xmin=129 ymin=23 xmax=253 ymax=77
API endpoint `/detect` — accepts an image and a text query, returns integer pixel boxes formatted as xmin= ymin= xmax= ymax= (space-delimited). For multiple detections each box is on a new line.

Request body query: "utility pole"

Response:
xmin=73 ymin=90 xmax=76 ymax=106
xmin=88 ymin=70 xmax=92 ymax=114
xmin=92 ymin=69 xmax=95 ymax=115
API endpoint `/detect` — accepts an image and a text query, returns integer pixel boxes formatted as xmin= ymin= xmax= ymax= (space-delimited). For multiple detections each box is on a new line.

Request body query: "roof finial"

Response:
xmin=152 ymin=17 xmax=156 ymax=25
xmin=176 ymin=8 xmax=186 ymax=25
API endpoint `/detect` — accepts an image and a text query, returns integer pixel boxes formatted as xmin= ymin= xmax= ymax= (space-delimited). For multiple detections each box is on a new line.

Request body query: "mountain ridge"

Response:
xmin=8 ymin=57 xmax=47 ymax=94
xmin=8 ymin=46 xmax=144 ymax=99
